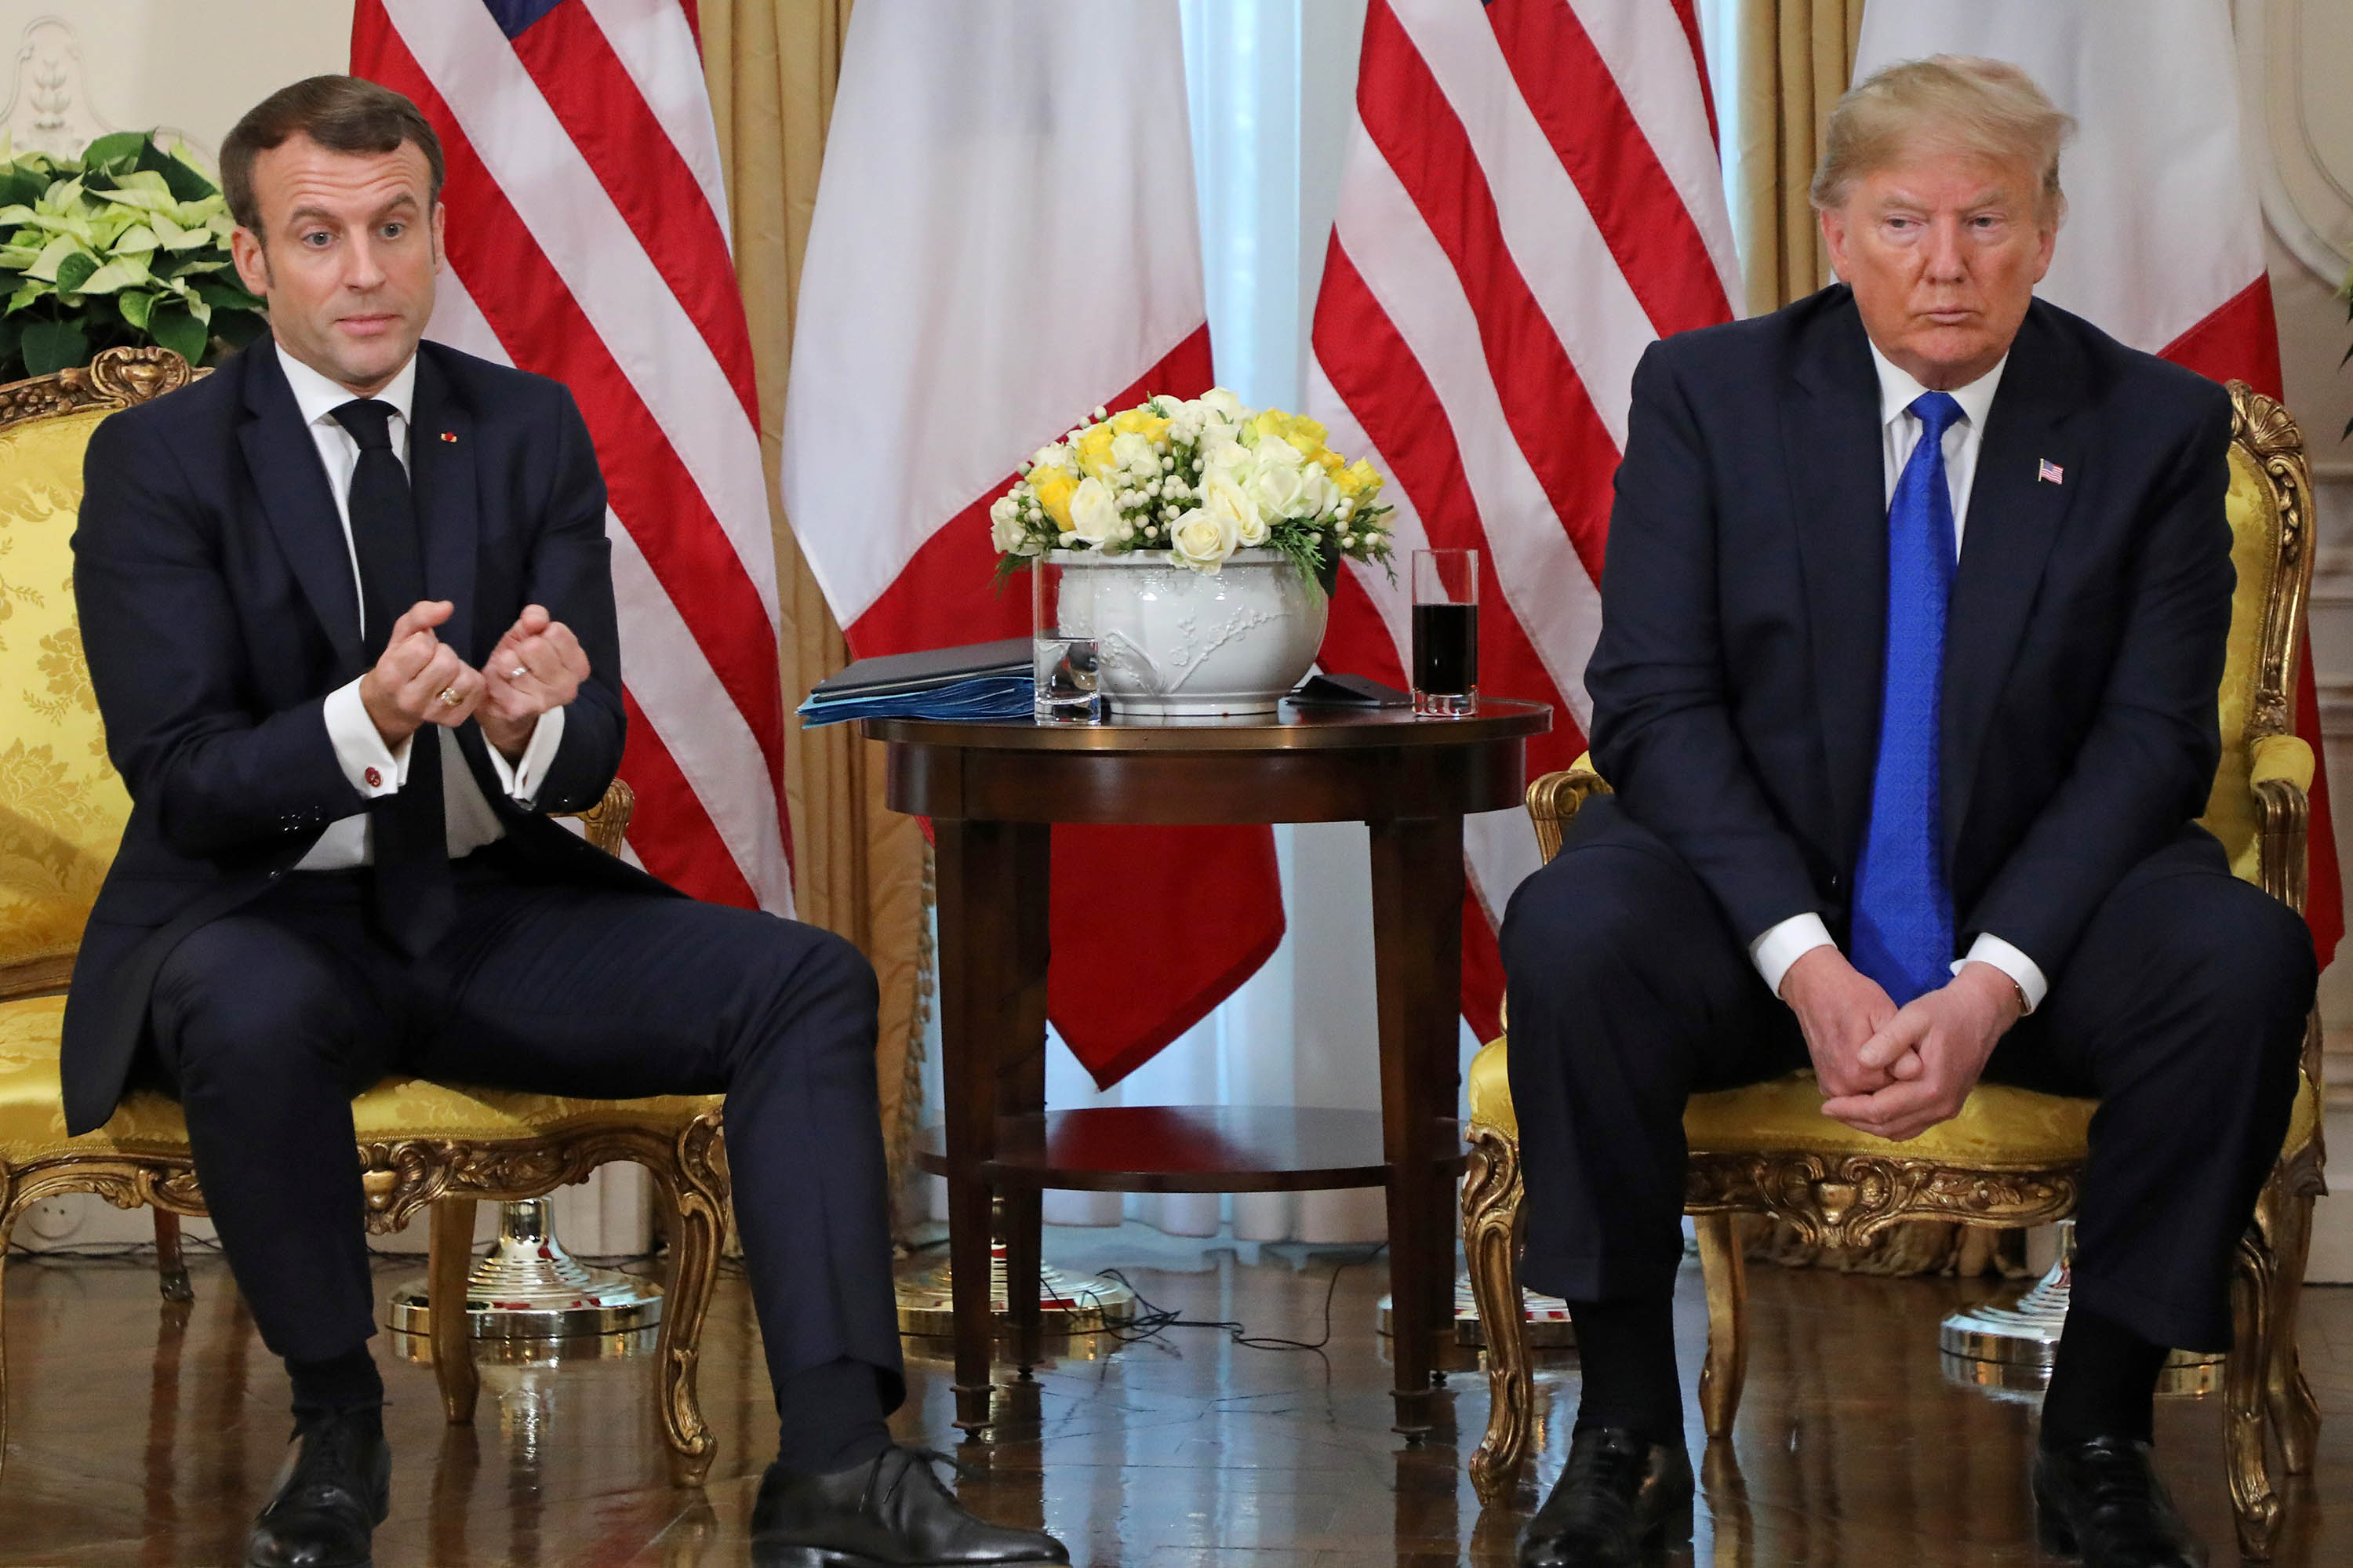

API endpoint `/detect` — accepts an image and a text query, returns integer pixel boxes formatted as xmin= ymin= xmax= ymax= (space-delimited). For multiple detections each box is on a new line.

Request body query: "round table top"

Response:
xmin=861 ymin=697 xmax=1551 ymax=754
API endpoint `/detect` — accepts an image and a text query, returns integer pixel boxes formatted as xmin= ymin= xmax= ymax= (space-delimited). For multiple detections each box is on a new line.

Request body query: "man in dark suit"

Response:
xmin=1502 ymin=56 xmax=2313 ymax=1568
xmin=68 ymin=76 xmax=1066 ymax=1568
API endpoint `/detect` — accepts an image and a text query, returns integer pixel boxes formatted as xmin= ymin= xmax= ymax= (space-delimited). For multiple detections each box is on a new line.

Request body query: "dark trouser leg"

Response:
xmin=147 ymin=904 xmax=395 ymax=1367
xmin=1500 ymin=801 xmax=1802 ymax=1442
xmin=402 ymin=873 xmax=904 ymax=1434
xmin=1500 ymin=799 xmax=1803 ymax=1304
xmin=1994 ymin=848 xmax=2315 ymax=1356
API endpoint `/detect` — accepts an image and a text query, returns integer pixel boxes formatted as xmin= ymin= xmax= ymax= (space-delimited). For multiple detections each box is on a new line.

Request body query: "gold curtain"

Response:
xmin=700 ymin=0 xmax=933 ymax=1203
xmin=1734 ymin=0 xmax=1864 ymax=315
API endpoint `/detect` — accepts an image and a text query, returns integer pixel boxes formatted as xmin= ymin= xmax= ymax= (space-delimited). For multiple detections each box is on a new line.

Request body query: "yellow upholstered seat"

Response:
xmin=0 ymin=349 xmax=730 ymax=1490
xmin=1460 ymin=382 xmax=2328 ymax=1563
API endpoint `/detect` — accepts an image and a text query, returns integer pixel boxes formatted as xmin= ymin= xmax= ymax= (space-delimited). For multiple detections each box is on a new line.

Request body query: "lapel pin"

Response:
xmin=2038 ymin=459 xmax=2064 ymax=485
xmin=440 ymin=431 xmax=458 ymax=443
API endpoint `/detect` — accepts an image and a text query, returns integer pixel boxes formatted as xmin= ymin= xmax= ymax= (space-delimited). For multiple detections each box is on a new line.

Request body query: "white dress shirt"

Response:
xmin=1744 ymin=342 xmax=2049 ymax=1013
xmin=278 ymin=349 xmax=565 ymax=871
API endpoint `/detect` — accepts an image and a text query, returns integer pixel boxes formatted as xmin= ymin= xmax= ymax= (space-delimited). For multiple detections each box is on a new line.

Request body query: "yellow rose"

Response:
xmin=1250 ymin=409 xmax=1329 ymax=460
xmin=1315 ymin=448 xmax=1344 ymax=475
xmin=1029 ymin=465 xmax=1079 ymax=532
xmin=1335 ymin=459 xmax=1384 ymax=503
xmin=1107 ymin=406 xmax=1172 ymax=446
xmin=1074 ymin=424 xmax=1119 ymax=481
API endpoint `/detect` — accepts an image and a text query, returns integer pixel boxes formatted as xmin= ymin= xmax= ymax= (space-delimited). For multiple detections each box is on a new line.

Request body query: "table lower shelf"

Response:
xmin=913 ymin=1105 xmax=1466 ymax=1193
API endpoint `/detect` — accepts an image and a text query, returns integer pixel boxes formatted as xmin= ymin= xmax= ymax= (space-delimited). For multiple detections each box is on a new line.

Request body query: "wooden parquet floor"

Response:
xmin=1 ymin=1223 xmax=2348 ymax=1565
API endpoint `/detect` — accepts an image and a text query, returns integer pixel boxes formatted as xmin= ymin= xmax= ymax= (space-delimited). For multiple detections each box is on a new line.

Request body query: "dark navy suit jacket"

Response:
xmin=1580 ymin=286 xmax=2237 ymax=987
xmin=63 ymin=336 xmax=673 ymax=1135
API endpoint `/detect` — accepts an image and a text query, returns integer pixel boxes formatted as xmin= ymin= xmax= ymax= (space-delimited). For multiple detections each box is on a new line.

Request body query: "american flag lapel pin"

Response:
xmin=2038 ymin=458 xmax=2064 ymax=485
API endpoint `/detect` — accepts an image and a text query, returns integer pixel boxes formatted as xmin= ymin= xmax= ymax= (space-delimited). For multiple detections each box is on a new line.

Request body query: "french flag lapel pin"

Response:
xmin=2038 ymin=458 xmax=2064 ymax=485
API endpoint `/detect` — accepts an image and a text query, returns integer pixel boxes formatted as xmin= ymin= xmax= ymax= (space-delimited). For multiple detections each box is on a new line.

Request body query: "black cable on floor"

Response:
xmin=1089 ymin=1242 xmax=1388 ymax=1362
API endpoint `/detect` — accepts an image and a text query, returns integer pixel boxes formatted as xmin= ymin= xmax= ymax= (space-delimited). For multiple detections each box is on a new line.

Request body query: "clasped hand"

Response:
xmin=1777 ymin=946 xmax=2024 ymax=1142
xmin=357 ymin=600 xmax=589 ymax=762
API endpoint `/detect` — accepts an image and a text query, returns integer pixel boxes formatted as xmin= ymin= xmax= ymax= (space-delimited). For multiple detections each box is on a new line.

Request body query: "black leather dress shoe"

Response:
xmin=751 ymin=1445 xmax=1069 ymax=1567
xmin=1518 ymin=1427 xmax=1694 ymax=1567
xmin=245 ymin=1408 xmax=391 ymax=1568
xmin=2032 ymin=1436 xmax=2206 ymax=1566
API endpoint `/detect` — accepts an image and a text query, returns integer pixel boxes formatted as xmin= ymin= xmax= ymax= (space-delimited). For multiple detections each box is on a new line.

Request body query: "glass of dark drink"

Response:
xmin=1411 ymin=548 xmax=1478 ymax=717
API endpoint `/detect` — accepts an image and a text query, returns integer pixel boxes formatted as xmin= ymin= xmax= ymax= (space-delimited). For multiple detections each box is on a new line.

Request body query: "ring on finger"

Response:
xmin=509 ymin=664 xmax=529 ymax=679
xmin=437 ymin=686 xmax=460 ymax=708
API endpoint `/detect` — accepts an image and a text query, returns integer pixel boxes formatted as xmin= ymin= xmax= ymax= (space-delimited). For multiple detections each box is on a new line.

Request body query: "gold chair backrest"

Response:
xmin=0 ymin=348 xmax=198 ymax=998
xmin=2202 ymin=383 xmax=2315 ymax=882
xmin=1529 ymin=380 xmax=2318 ymax=886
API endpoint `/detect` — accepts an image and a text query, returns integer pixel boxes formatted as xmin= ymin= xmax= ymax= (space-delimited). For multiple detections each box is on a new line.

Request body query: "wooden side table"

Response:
xmin=867 ymin=701 xmax=1549 ymax=1437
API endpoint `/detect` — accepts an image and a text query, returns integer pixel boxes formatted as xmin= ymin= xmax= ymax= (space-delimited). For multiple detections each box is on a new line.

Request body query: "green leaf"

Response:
xmin=118 ymin=289 xmax=153 ymax=331
xmin=0 ymin=311 xmax=20 ymax=366
xmin=80 ymin=131 xmax=151 ymax=173
xmin=211 ymin=308 xmax=265 ymax=354
xmin=20 ymin=315 xmax=87 ymax=374
xmin=147 ymin=301 xmax=205 ymax=365
xmin=191 ymin=275 xmax=261 ymax=312
xmin=52 ymin=249 xmax=96 ymax=293
xmin=0 ymin=168 xmax=42 ymax=209
xmin=109 ymin=223 xmax=157 ymax=256
xmin=7 ymin=281 xmax=44 ymax=314
xmin=75 ymin=255 xmax=149 ymax=294
xmin=26 ymin=233 xmax=80 ymax=282
xmin=91 ymin=184 xmax=179 ymax=216
xmin=141 ymin=138 xmax=216 ymax=202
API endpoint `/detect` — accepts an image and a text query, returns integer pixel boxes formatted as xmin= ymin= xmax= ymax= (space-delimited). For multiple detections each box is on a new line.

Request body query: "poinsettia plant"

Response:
xmin=0 ymin=130 xmax=267 ymax=382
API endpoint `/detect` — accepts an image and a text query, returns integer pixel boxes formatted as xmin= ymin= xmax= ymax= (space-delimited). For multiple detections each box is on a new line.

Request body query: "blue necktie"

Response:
xmin=1852 ymin=391 xmax=1963 ymax=1005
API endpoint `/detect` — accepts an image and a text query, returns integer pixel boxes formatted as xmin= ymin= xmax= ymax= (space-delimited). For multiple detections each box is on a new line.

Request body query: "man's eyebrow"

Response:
xmin=283 ymin=192 xmax=423 ymax=229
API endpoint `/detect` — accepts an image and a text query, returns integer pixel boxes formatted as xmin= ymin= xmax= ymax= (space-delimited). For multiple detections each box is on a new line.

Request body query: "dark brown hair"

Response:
xmin=220 ymin=75 xmax=445 ymax=235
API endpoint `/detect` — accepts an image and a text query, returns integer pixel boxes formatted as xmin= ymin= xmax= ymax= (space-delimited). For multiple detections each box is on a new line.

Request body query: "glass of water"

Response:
xmin=1031 ymin=555 xmax=1100 ymax=724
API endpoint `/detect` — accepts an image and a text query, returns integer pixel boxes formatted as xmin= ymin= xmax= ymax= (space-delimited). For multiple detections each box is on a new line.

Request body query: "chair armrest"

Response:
xmin=2246 ymin=737 xmax=2311 ymax=918
xmin=1527 ymin=754 xmax=1613 ymax=868
xmin=2251 ymin=733 xmax=2314 ymax=793
xmin=561 ymin=777 xmax=636 ymax=858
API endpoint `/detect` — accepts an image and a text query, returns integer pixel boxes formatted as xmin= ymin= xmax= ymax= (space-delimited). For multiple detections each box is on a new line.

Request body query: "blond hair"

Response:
xmin=1810 ymin=56 xmax=2075 ymax=224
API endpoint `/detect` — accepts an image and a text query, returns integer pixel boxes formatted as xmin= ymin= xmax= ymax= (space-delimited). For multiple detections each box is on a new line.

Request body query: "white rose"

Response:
xmin=1199 ymin=464 xmax=1267 ymax=548
xmin=1199 ymin=433 xmax=1250 ymax=471
xmin=1030 ymin=443 xmax=1074 ymax=472
xmin=1197 ymin=387 xmax=1247 ymax=423
xmin=1295 ymin=464 xmax=1340 ymax=518
xmin=1110 ymin=431 xmax=1157 ymax=476
xmin=990 ymin=495 xmax=1026 ymax=552
xmin=1247 ymin=457 xmax=1309 ymax=522
xmin=1167 ymin=504 xmax=1240 ymax=573
xmin=1068 ymin=475 xmax=1122 ymax=544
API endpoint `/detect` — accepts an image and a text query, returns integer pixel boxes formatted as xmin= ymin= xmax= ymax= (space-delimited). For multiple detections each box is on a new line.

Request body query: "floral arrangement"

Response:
xmin=0 ymin=131 xmax=266 ymax=382
xmin=990 ymin=387 xmax=1395 ymax=593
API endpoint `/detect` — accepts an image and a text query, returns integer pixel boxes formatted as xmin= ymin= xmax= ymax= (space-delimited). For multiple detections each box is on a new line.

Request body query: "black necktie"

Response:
xmin=329 ymin=398 xmax=453 ymax=955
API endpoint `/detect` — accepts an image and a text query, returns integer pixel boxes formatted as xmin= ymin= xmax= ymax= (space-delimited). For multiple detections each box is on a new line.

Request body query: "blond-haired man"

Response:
xmin=1501 ymin=56 xmax=2311 ymax=1568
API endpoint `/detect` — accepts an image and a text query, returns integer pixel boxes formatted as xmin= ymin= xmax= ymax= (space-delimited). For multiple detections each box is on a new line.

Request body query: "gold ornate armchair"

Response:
xmin=1461 ymin=381 xmax=2326 ymax=1561
xmin=0 ymin=347 xmax=730 ymax=1488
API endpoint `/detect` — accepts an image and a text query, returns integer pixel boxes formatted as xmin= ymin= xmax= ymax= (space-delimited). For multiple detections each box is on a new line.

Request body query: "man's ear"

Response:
xmin=430 ymin=200 xmax=446 ymax=277
xmin=1819 ymin=205 xmax=1852 ymax=283
xmin=229 ymin=224 xmax=271 ymax=301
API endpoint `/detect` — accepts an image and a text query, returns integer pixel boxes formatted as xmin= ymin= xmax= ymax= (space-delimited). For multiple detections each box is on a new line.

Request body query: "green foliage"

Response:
xmin=0 ymin=131 xmax=266 ymax=384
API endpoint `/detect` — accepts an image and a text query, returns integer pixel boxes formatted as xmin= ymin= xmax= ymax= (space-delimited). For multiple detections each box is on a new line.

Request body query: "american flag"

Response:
xmin=351 ymin=0 xmax=794 ymax=914
xmin=1307 ymin=0 xmax=1737 ymax=1035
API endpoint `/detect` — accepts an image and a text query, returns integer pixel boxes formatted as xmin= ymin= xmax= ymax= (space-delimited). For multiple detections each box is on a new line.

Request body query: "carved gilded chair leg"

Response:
xmin=428 ymin=1199 xmax=481 ymax=1425
xmin=1694 ymin=1213 xmax=1747 ymax=1442
xmin=653 ymin=1115 xmax=729 ymax=1488
xmin=2225 ymin=1228 xmax=2282 ymax=1561
xmin=151 ymin=1210 xmax=193 ymax=1304
xmin=1462 ymin=1126 xmax=1532 ymax=1506
xmin=2260 ymin=1184 xmax=2321 ymax=1475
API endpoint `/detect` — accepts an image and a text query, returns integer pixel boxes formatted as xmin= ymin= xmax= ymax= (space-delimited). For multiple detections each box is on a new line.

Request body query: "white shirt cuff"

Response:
xmin=322 ymin=677 xmax=409 ymax=796
xmin=481 ymin=707 xmax=565 ymax=807
xmin=1750 ymin=912 xmax=1835 ymax=997
xmin=1953 ymin=933 xmax=2048 ymax=1014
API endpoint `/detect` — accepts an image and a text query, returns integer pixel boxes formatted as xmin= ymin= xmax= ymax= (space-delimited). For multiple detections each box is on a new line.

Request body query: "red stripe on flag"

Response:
xmin=1311 ymin=243 xmax=1591 ymax=784
xmin=1666 ymin=0 xmax=1719 ymax=152
xmin=2158 ymin=276 xmax=2340 ymax=967
xmin=1357 ymin=2 xmax=1620 ymax=583
xmin=620 ymin=686 xmax=760 ymax=908
xmin=357 ymin=13 xmax=784 ymax=791
xmin=1484 ymin=0 xmax=1732 ymax=337
xmin=507 ymin=3 xmax=760 ymax=425
xmin=849 ymin=325 xmax=1286 ymax=1090
xmin=677 ymin=0 xmax=700 ymax=53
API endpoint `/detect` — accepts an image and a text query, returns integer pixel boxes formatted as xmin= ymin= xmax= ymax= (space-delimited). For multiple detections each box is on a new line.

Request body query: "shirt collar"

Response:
xmin=1867 ymin=338 xmax=2006 ymax=435
xmin=277 ymin=341 xmax=418 ymax=433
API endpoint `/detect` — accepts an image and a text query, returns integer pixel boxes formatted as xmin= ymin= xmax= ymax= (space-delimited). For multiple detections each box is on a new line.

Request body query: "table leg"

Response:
xmin=1369 ymin=813 xmax=1467 ymax=1439
xmin=933 ymin=817 xmax=1053 ymax=1435
xmin=1002 ymin=848 xmax=1053 ymax=1377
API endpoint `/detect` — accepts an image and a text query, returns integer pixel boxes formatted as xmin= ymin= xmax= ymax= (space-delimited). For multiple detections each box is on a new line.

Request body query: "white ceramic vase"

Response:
xmin=1048 ymin=548 xmax=1328 ymax=718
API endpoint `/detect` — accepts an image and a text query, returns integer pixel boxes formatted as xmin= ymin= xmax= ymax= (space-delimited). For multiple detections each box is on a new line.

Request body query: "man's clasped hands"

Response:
xmin=355 ymin=600 xmax=591 ymax=761
xmin=1780 ymin=945 xmax=2028 ymax=1142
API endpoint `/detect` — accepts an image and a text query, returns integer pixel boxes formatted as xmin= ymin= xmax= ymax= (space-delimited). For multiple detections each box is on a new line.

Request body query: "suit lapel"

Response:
xmin=408 ymin=347 xmax=479 ymax=668
xmin=238 ymin=339 xmax=365 ymax=679
xmin=1785 ymin=293 xmax=1889 ymax=867
xmin=1940 ymin=305 xmax=2082 ymax=866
